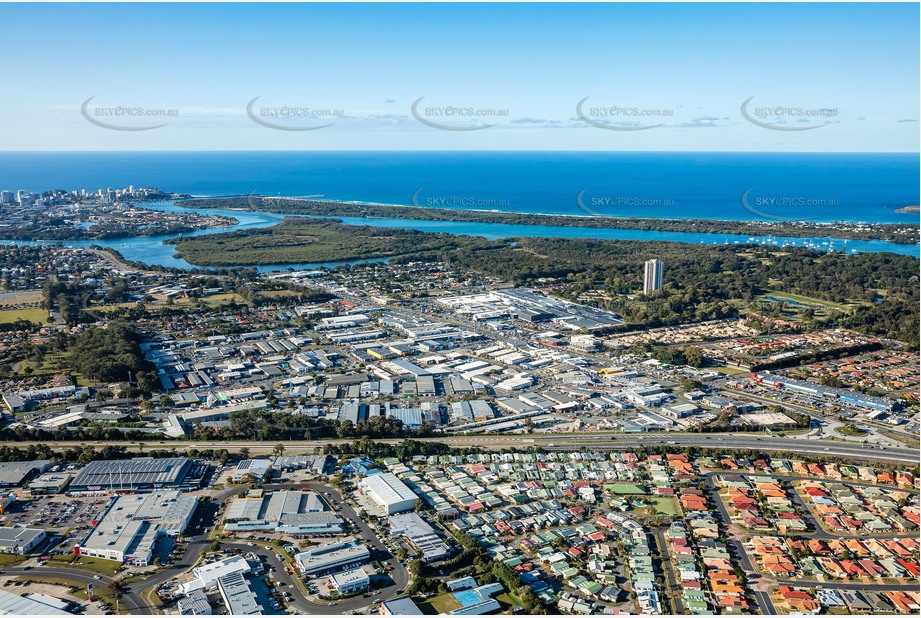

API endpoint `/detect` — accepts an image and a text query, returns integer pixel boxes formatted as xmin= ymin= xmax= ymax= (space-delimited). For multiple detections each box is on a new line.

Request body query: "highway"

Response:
xmin=38 ymin=433 xmax=920 ymax=463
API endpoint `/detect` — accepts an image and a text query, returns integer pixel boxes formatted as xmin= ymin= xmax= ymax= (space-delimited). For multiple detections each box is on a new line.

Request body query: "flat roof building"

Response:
xmin=177 ymin=589 xmax=212 ymax=615
xmin=388 ymin=512 xmax=450 ymax=562
xmin=70 ymin=457 xmax=195 ymax=492
xmin=231 ymin=459 xmax=273 ymax=482
xmin=381 ymin=597 xmax=424 ymax=615
xmin=181 ymin=555 xmax=253 ymax=594
xmin=294 ymin=539 xmax=370 ymax=576
xmin=26 ymin=472 xmax=72 ymax=495
xmin=0 ymin=460 xmax=51 ymax=487
xmin=224 ymin=490 xmax=342 ymax=535
xmin=330 ymin=567 xmax=370 ymax=595
xmin=0 ymin=527 xmax=46 ymax=555
xmin=0 ymin=588 xmax=70 ymax=615
xmin=77 ymin=491 xmax=198 ymax=566
xmin=360 ymin=473 xmax=419 ymax=515
xmin=217 ymin=571 xmax=262 ymax=615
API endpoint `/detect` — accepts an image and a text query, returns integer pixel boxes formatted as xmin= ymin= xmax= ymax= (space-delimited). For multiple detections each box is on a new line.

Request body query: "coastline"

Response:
xmin=176 ymin=195 xmax=920 ymax=245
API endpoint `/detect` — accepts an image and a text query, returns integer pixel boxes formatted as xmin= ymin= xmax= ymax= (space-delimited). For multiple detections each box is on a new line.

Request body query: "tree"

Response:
xmin=106 ymin=579 xmax=128 ymax=613
xmin=273 ymin=443 xmax=286 ymax=457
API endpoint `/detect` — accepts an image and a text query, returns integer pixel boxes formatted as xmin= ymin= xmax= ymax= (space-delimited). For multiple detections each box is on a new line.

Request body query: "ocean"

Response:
xmin=0 ymin=151 xmax=918 ymax=224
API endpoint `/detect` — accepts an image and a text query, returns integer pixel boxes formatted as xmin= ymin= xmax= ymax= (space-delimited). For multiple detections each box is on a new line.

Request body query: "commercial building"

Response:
xmin=0 ymin=460 xmax=51 ymax=487
xmin=231 ymin=459 xmax=273 ymax=482
xmin=223 ymin=490 xmax=342 ymax=535
xmin=182 ymin=555 xmax=252 ymax=593
xmin=294 ymin=539 xmax=370 ymax=576
xmin=26 ymin=472 xmax=72 ymax=495
xmin=643 ymin=259 xmax=664 ymax=295
xmin=0 ymin=589 xmax=70 ymax=615
xmin=754 ymin=372 xmax=895 ymax=412
xmin=177 ymin=589 xmax=212 ymax=615
xmin=329 ymin=567 xmax=370 ymax=595
xmin=77 ymin=491 xmax=198 ymax=566
xmin=380 ymin=597 xmax=425 ymax=615
xmin=70 ymin=457 xmax=196 ymax=492
xmin=217 ymin=571 xmax=263 ymax=615
xmin=360 ymin=473 xmax=419 ymax=515
xmin=0 ymin=527 xmax=47 ymax=554
xmin=388 ymin=512 xmax=451 ymax=561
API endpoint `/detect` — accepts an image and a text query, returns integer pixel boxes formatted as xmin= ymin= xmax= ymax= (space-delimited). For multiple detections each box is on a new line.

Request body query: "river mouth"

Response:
xmin=2 ymin=199 xmax=917 ymax=271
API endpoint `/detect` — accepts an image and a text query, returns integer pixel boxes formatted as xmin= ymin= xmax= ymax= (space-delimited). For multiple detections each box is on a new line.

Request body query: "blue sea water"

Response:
xmin=0 ymin=151 xmax=918 ymax=223
xmin=0 ymin=151 xmax=917 ymax=269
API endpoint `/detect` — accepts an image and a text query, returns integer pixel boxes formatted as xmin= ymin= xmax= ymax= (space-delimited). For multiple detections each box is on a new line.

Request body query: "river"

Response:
xmin=2 ymin=200 xmax=917 ymax=271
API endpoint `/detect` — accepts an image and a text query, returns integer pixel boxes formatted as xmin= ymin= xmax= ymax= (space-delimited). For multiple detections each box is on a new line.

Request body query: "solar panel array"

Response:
xmin=70 ymin=457 xmax=192 ymax=490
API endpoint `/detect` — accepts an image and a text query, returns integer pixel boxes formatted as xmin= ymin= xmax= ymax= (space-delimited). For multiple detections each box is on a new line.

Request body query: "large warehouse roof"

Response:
xmin=71 ymin=457 xmax=193 ymax=490
xmin=0 ymin=460 xmax=50 ymax=486
xmin=0 ymin=589 xmax=70 ymax=615
xmin=360 ymin=472 xmax=418 ymax=506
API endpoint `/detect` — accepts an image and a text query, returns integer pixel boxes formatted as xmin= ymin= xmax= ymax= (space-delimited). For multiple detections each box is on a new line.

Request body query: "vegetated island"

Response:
xmin=176 ymin=195 xmax=921 ymax=244
xmin=167 ymin=217 xmax=478 ymax=266
xmin=168 ymin=217 xmax=920 ymax=346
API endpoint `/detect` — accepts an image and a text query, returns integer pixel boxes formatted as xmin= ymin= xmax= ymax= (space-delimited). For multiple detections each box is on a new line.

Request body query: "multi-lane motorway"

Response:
xmin=43 ymin=432 xmax=920 ymax=464
xmin=11 ymin=433 xmax=914 ymax=615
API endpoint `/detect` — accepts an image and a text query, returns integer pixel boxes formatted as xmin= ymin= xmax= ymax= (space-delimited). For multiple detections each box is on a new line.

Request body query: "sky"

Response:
xmin=1 ymin=2 xmax=918 ymax=152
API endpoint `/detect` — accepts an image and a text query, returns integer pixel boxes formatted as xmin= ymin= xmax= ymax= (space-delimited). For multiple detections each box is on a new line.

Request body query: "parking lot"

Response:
xmin=2 ymin=494 xmax=113 ymax=554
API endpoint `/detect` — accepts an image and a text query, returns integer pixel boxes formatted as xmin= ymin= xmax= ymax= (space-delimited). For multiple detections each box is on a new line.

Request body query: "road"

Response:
xmin=136 ymin=481 xmax=408 ymax=615
xmin=1 ymin=565 xmax=148 ymax=614
xmin=651 ymin=529 xmax=684 ymax=615
xmin=37 ymin=433 xmax=920 ymax=463
xmin=262 ymin=482 xmax=410 ymax=613
xmin=701 ymin=474 xmax=777 ymax=615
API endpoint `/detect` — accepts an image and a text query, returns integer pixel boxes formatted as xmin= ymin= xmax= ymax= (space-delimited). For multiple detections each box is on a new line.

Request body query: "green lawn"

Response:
xmin=834 ymin=424 xmax=868 ymax=437
xmin=496 ymin=591 xmax=523 ymax=612
xmin=882 ymin=431 xmax=920 ymax=449
xmin=0 ymin=554 xmax=25 ymax=566
xmin=0 ymin=307 xmax=48 ymax=324
xmin=256 ymin=290 xmax=302 ymax=299
xmin=759 ymin=290 xmax=857 ymax=313
xmin=15 ymin=576 xmax=123 ymax=613
xmin=624 ymin=494 xmax=681 ymax=516
xmin=48 ymin=552 xmax=123 ymax=576
xmin=420 ymin=592 xmax=462 ymax=614
xmin=604 ymin=483 xmax=647 ymax=495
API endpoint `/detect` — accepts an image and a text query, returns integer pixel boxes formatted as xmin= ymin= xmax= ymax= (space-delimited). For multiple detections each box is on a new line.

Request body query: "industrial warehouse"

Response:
xmin=76 ymin=491 xmax=199 ymax=565
xmin=223 ymin=490 xmax=343 ymax=535
xmin=359 ymin=472 xmax=420 ymax=515
xmin=0 ymin=527 xmax=47 ymax=555
xmin=69 ymin=457 xmax=202 ymax=493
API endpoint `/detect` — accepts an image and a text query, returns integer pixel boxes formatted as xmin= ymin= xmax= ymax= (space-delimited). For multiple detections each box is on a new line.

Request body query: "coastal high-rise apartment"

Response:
xmin=643 ymin=259 xmax=663 ymax=295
